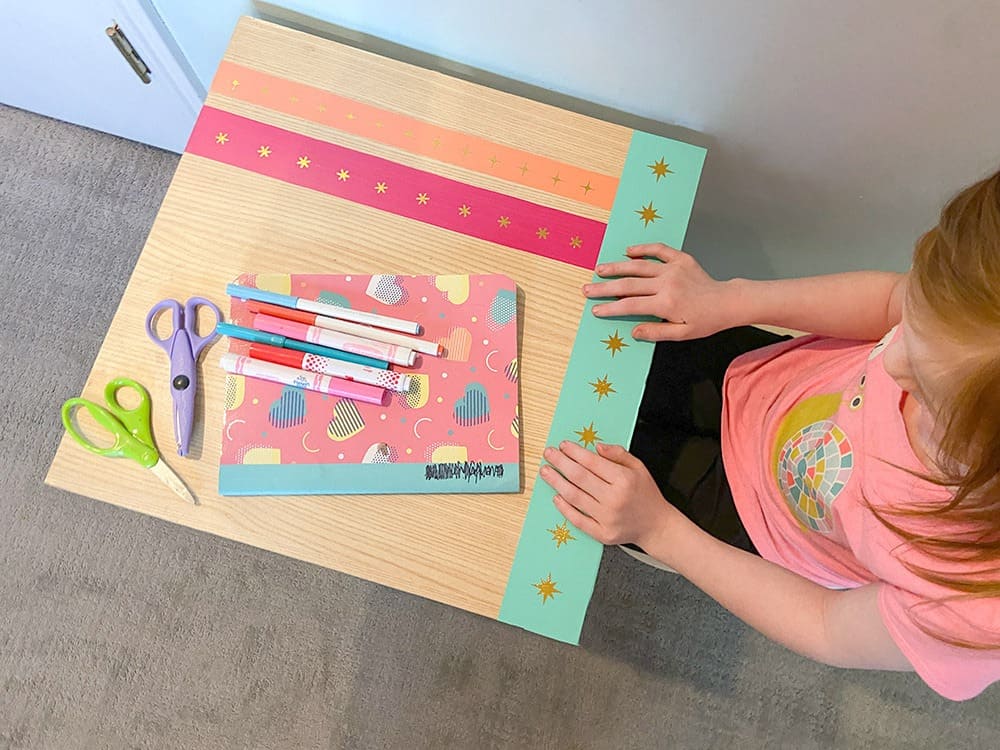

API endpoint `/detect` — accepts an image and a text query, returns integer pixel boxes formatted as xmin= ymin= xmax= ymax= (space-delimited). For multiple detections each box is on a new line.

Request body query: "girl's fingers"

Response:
xmin=595 ymin=442 xmax=642 ymax=469
xmin=592 ymin=295 xmax=663 ymax=318
xmin=552 ymin=494 xmax=603 ymax=541
xmin=593 ymin=259 xmax=664 ymax=279
xmin=584 ymin=276 xmax=657 ymax=300
xmin=632 ymin=320 xmax=690 ymax=341
xmin=539 ymin=464 xmax=601 ymax=516
xmin=556 ymin=441 xmax=619 ymax=483
xmin=626 ymin=244 xmax=685 ymax=262
xmin=543 ymin=446 xmax=609 ymax=498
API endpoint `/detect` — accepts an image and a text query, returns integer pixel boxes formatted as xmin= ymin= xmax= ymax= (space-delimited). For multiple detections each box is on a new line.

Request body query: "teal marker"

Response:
xmin=215 ymin=322 xmax=389 ymax=369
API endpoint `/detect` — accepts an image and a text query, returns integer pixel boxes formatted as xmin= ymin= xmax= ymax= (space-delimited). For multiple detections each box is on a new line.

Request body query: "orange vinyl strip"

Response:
xmin=213 ymin=61 xmax=619 ymax=210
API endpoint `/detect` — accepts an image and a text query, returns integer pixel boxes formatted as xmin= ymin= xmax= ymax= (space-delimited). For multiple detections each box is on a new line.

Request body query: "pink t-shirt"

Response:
xmin=721 ymin=325 xmax=1000 ymax=700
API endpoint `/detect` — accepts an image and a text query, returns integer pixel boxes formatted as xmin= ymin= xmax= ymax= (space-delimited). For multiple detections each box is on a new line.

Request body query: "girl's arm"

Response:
xmin=586 ymin=244 xmax=908 ymax=342
xmin=541 ymin=441 xmax=914 ymax=671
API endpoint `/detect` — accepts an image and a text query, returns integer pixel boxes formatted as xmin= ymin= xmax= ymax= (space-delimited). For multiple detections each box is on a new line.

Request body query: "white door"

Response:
xmin=0 ymin=0 xmax=204 ymax=153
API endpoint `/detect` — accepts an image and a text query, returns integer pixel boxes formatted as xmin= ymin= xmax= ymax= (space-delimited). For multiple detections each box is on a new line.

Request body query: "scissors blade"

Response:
xmin=148 ymin=459 xmax=199 ymax=505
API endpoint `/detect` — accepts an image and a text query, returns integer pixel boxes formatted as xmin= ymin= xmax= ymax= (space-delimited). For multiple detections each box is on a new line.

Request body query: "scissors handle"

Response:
xmin=61 ymin=378 xmax=158 ymax=468
xmin=145 ymin=298 xmax=184 ymax=353
xmin=183 ymin=297 xmax=223 ymax=357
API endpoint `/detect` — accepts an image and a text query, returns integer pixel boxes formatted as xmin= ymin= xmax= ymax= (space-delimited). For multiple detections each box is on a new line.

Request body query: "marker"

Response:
xmin=246 ymin=300 xmax=444 ymax=357
xmin=219 ymin=353 xmax=387 ymax=405
xmin=215 ymin=322 xmax=389 ymax=369
xmin=254 ymin=314 xmax=417 ymax=367
xmin=248 ymin=343 xmax=413 ymax=393
xmin=227 ymin=283 xmax=422 ymax=335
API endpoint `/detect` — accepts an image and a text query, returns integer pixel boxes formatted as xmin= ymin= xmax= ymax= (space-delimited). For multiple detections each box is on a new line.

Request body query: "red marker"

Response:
xmin=247 ymin=300 xmax=443 ymax=357
xmin=248 ymin=343 xmax=414 ymax=393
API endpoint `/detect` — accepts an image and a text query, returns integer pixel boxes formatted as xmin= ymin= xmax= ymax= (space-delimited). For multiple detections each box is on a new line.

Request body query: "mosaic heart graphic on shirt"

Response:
xmin=268 ymin=386 xmax=307 ymax=428
xmin=438 ymin=326 xmax=472 ymax=361
xmin=316 ymin=291 xmax=352 ymax=308
xmin=327 ymin=398 xmax=365 ymax=441
xmin=454 ymin=383 xmax=491 ymax=426
xmin=362 ymin=442 xmax=398 ymax=464
xmin=488 ymin=289 xmax=517 ymax=329
xmin=396 ymin=373 xmax=430 ymax=409
xmin=366 ymin=274 xmax=407 ymax=305
xmin=434 ymin=274 xmax=470 ymax=304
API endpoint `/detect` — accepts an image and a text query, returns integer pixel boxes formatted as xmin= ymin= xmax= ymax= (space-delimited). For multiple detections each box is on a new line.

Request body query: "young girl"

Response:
xmin=539 ymin=169 xmax=1000 ymax=701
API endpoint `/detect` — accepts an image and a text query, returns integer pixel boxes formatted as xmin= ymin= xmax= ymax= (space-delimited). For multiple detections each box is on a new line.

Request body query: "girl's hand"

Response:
xmin=539 ymin=441 xmax=679 ymax=548
xmin=584 ymin=243 xmax=741 ymax=341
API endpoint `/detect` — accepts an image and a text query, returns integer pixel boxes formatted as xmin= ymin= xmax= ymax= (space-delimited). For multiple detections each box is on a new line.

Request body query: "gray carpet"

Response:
xmin=1 ymin=103 xmax=997 ymax=750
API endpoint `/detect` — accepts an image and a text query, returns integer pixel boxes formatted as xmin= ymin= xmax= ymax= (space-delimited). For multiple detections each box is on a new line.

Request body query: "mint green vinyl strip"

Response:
xmin=498 ymin=131 xmax=707 ymax=644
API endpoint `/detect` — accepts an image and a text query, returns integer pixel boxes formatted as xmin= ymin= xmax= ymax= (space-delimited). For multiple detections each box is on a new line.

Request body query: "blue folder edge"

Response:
xmin=220 ymin=462 xmax=520 ymax=495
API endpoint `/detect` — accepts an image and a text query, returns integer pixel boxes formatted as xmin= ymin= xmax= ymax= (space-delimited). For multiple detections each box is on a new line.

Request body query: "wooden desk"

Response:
xmin=46 ymin=18 xmax=703 ymax=631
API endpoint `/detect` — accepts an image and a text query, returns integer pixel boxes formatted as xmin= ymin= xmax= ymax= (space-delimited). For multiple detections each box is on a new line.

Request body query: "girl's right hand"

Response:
xmin=584 ymin=243 xmax=742 ymax=341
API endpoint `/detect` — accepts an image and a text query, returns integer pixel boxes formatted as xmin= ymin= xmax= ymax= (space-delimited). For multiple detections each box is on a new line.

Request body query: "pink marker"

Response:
xmin=254 ymin=314 xmax=417 ymax=367
xmin=219 ymin=353 xmax=387 ymax=405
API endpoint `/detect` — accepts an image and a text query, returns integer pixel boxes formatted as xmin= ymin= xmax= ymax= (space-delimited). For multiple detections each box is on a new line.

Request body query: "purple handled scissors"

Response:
xmin=145 ymin=297 xmax=222 ymax=456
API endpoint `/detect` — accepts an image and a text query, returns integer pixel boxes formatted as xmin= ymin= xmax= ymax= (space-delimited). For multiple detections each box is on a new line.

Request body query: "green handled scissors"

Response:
xmin=61 ymin=377 xmax=197 ymax=505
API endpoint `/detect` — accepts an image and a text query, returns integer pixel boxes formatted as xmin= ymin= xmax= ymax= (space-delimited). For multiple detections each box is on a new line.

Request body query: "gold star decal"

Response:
xmin=590 ymin=375 xmax=616 ymax=401
xmin=257 ymin=145 xmax=271 ymax=158
xmin=458 ymin=204 xmax=471 ymax=217
xmin=575 ymin=421 xmax=601 ymax=448
xmin=570 ymin=236 xmax=583 ymax=249
xmin=230 ymin=79 xmax=240 ymax=90
xmin=536 ymin=227 xmax=549 ymax=240
xmin=601 ymin=330 xmax=629 ymax=357
xmin=533 ymin=573 xmax=562 ymax=604
xmin=519 ymin=162 xmax=529 ymax=176
xmin=375 ymin=181 xmax=388 ymax=194
xmin=337 ymin=169 xmax=350 ymax=181
xmin=432 ymin=136 xmax=441 ymax=148
xmin=648 ymin=157 xmax=674 ymax=181
xmin=375 ymin=121 xmax=383 ymax=128
xmin=289 ymin=95 xmax=299 ymax=103
xmin=296 ymin=156 xmax=311 ymax=169
xmin=551 ymin=172 xmax=563 ymax=187
xmin=548 ymin=521 xmax=577 ymax=548
xmin=635 ymin=202 xmax=661 ymax=227
xmin=489 ymin=155 xmax=500 ymax=168
xmin=416 ymin=192 xmax=429 ymax=205
xmin=346 ymin=112 xmax=356 ymax=120
xmin=403 ymin=129 xmax=414 ymax=139
xmin=581 ymin=181 xmax=594 ymax=195
xmin=498 ymin=216 xmax=511 ymax=229
xmin=215 ymin=132 xmax=229 ymax=145
xmin=317 ymin=103 xmax=327 ymax=113
xmin=461 ymin=145 xmax=472 ymax=159
xmin=260 ymin=86 xmax=269 ymax=95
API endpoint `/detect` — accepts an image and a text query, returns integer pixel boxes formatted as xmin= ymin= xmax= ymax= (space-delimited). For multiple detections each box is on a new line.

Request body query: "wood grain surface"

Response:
xmin=46 ymin=17 xmax=636 ymax=619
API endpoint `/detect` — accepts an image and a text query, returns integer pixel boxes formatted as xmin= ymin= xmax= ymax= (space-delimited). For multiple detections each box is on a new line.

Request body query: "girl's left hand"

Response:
xmin=539 ymin=441 xmax=678 ymax=548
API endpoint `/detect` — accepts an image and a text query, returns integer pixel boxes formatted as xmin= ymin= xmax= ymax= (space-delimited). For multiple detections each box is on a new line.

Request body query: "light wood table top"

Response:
xmin=46 ymin=17 xmax=639 ymax=620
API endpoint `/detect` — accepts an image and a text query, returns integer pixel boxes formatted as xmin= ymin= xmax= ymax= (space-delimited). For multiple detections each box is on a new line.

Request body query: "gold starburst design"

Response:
xmin=416 ymin=192 xmax=429 ymax=205
xmin=317 ymin=103 xmax=327 ymax=113
xmin=590 ymin=375 xmax=616 ymax=401
xmin=289 ymin=95 xmax=299 ymax=103
xmin=536 ymin=227 xmax=549 ymax=240
xmin=601 ymin=330 xmax=628 ymax=357
xmin=533 ymin=573 xmax=562 ymax=604
xmin=575 ymin=421 xmax=600 ymax=448
xmin=296 ymin=156 xmax=311 ymax=169
xmin=498 ymin=216 xmax=511 ymax=229
xmin=458 ymin=204 xmax=472 ymax=217
xmin=337 ymin=169 xmax=350 ymax=181
xmin=403 ymin=129 xmax=414 ymax=139
xmin=581 ymin=181 xmax=594 ymax=195
xmin=230 ymin=79 xmax=240 ymax=90
xmin=648 ymin=157 xmax=674 ymax=181
xmin=569 ymin=236 xmax=583 ymax=249
xmin=215 ymin=132 xmax=229 ymax=145
xmin=636 ymin=202 xmax=661 ymax=227
xmin=257 ymin=145 xmax=271 ymax=158
xmin=489 ymin=155 xmax=500 ymax=168
xmin=375 ymin=181 xmax=388 ymax=194
xmin=461 ymin=145 xmax=472 ymax=159
xmin=346 ymin=112 xmax=356 ymax=120
xmin=548 ymin=521 xmax=577 ymax=548
xmin=519 ymin=162 xmax=529 ymax=176
xmin=551 ymin=172 xmax=563 ymax=187
xmin=432 ymin=136 xmax=441 ymax=148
